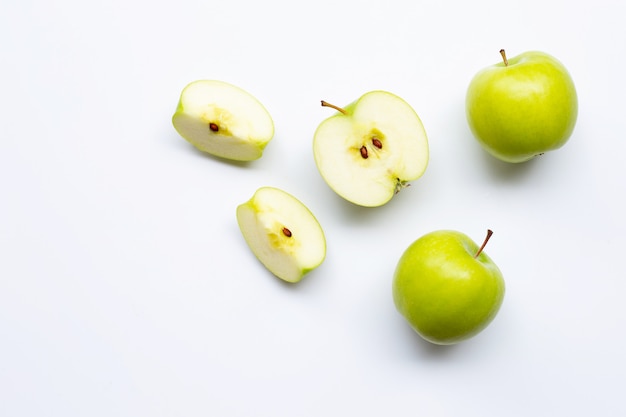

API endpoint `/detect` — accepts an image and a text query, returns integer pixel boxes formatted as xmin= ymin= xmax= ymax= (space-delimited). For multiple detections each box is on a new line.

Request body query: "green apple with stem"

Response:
xmin=466 ymin=50 xmax=578 ymax=163
xmin=392 ymin=229 xmax=505 ymax=345
xmin=313 ymin=91 xmax=429 ymax=207
xmin=172 ymin=80 xmax=274 ymax=161
xmin=236 ymin=187 xmax=326 ymax=283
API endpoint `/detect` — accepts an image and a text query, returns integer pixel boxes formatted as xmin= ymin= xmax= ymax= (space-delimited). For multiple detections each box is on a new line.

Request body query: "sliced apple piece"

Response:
xmin=236 ymin=187 xmax=326 ymax=283
xmin=313 ymin=91 xmax=429 ymax=207
xmin=172 ymin=80 xmax=274 ymax=161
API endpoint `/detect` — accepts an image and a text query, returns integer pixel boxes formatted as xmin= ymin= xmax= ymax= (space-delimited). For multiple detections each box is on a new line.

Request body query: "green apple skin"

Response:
xmin=172 ymin=80 xmax=274 ymax=161
xmin=236 ymin=187 xmax=326 ymax=283
xmin=392 ymin=230 xmax=505 ymax=345
xmin=466 ymin=51 xmax=578 ymax=163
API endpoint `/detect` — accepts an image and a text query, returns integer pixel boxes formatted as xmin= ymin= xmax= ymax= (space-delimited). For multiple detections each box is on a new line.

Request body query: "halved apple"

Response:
xmin=313 ymin=91 xmax=429 ymax=207
xmin=236 ymin=187 xmax=326 ymax=283
xmin=172 ymin=80 xmax=274 ymax=161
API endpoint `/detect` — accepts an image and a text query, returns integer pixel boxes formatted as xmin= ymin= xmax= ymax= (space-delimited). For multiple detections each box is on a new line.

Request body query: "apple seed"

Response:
xmin=372 ymin=138 xmax=383 ymax=149
xmin=282 ymin=227 xmax=293 ymax=238
xmin=209 ymin=122 xmax=219 ymax=132
xmin=360 ymin=146 xmax=369 ymax=159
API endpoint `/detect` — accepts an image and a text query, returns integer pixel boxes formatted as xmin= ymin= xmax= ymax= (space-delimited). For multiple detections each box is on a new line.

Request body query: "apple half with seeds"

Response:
xmin=313 ymin=91 xmax=429 ymax=207
xmin=172 ymin=80 xmax=274 ymax=161
xmin=236 ymin=187 xmax=326 ymax=283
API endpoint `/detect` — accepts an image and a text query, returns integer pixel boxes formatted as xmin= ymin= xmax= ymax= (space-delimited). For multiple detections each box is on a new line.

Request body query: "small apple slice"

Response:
xmin=236 ymin=187 xmax=326 ymax=283
xmin=313 ymin=91 xmax=429 ymax=207
xmin=172 ymin=80 xmax=274 ymax=161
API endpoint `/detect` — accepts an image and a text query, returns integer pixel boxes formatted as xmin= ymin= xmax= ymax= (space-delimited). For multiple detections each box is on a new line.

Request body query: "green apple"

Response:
xmin=313 ymin=91 xmax=429 ymax=207
xmin=466 ymin=50 xmax=578 ymax=163
xmin=236 ymin=187 xmax=326 ymax=283
xmin=392 ymin=229 xmax=505 ymax=345
xmin=172 ymin=80 xmax=274 ymax=161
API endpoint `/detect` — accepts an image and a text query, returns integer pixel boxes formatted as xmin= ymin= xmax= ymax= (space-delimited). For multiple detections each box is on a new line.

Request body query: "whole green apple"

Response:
xmin=392 ymin=230 xmax=505 ymax=345
xmin=466 ymin=50 xmax=578 ymax=163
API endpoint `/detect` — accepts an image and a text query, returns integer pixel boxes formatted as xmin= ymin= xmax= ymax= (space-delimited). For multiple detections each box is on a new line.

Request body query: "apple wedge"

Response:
xmin=236 ymin=187 xmax=326 ymax=283
xmin=172 ymin=80 xmax=274 ymax=161
xmin=313 ymin=91 xmax=429 ymax=207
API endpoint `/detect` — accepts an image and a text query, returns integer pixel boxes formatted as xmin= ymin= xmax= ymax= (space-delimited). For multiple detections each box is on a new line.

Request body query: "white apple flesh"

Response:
xmin=313 ymin=91 xmax=429 ymax=207
xmin=172 ymin=80 xmax=274 ymax=161
xmin=236 ymin=187 xmax=326 ymax=283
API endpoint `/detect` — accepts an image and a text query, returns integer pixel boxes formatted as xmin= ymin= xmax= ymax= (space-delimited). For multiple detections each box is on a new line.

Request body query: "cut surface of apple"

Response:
xmin=172 ymin=80 xmax=274 ymax=161
xmin=236 ymin=187 xmax=326 ymax=283
xmin=313 ymin=91 xmax=429 ymax=207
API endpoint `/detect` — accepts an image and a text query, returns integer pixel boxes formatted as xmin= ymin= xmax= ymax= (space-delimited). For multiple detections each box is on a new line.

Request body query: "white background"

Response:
xmin=2 ymin=0 xmax=625 ymax=416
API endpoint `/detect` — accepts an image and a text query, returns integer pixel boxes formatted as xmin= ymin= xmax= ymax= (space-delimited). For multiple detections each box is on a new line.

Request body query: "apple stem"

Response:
xmin=321 ymin=100 xmax=348 ymax=115
xmin=499 ymin=49 xmax=509 ymax=67
xmin=474 ymin=229 xmax=494 ymax=258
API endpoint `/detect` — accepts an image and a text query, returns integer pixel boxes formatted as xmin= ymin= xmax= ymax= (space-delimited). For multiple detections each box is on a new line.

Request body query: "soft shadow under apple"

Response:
xmin=399 ymin=322 xmax=463 ymax=359
xmin=480 ymin=149 xmax=542 ymax=184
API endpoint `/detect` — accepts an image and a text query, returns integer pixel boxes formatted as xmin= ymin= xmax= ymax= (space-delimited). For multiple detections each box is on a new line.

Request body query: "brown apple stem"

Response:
xmin=475 ymin=229 xmax=494 ymax=258
xmin=499 ymin=49 xmax=509 ymax=67
xmin=321 ymin=100 xmax=348 ymax=115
